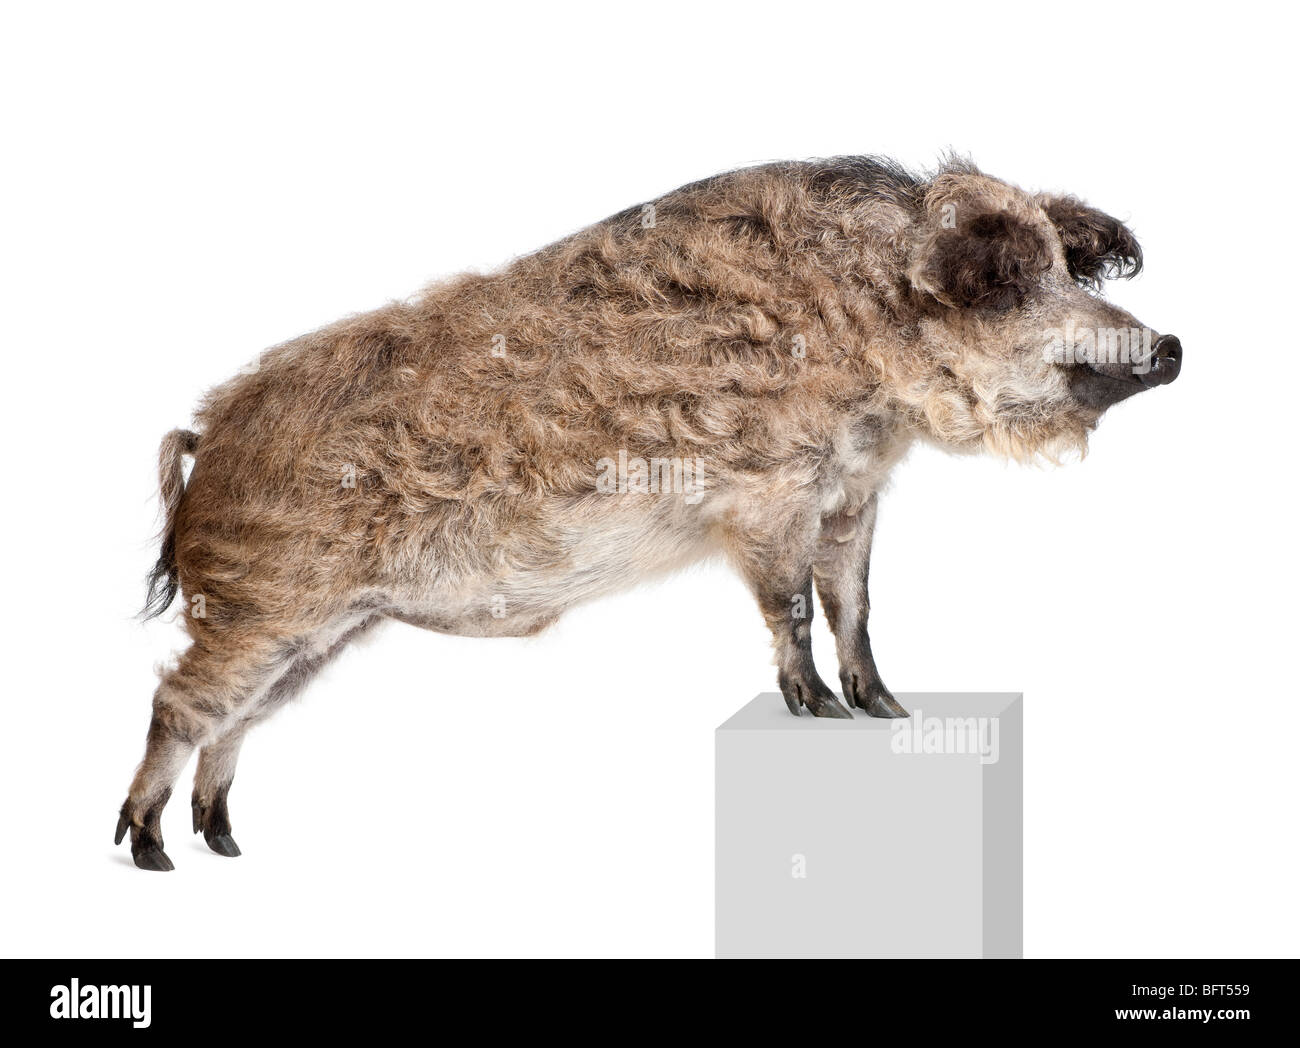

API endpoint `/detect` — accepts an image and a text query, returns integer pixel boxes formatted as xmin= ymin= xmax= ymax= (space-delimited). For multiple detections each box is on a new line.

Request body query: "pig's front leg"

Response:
xmin=814 ymin=493 xmax=909 ymax=718
xmin=724 ymin=509 xmax=853 ymax=719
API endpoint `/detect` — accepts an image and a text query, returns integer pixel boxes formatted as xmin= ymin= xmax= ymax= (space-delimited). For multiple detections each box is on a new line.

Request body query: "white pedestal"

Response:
xmin=715 ymin=693 xmax=1022 ymax=959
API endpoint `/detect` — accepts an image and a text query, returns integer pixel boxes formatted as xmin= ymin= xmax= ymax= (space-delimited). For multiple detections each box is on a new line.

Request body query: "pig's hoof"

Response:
xmin=133 ymin=847 xmax=175 ymax=872
xmin=205 ymin=833 xmax=241 ymax=857
xmin=192 ymin=790 xmax=241 ymax=857
xmin=780 ymin=675 xmax=854 ymax=718
xmin=807 ymin=695 xmax=854 ymax=718
xmin=842 ymin=672 xmax=909 ymax=718
xmin=851 ymin=683 xmax=909 ymax=718
xmin=117 ymin=797 xmax=176 ymax=871
xmin=861 ymin=693 xmax=909 ymax=718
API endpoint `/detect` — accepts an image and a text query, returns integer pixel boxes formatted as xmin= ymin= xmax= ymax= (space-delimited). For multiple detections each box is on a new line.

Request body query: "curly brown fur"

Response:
xmin=117 ymin=155 xmax=1175 ymax=868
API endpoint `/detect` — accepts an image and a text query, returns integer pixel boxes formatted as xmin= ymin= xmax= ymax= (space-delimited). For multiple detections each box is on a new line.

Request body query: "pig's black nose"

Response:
xmin=1140 ymin=334 xmax=1182 ymax=387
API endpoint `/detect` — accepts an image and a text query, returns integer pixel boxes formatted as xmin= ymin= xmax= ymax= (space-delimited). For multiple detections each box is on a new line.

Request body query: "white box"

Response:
xmin=715 ymin=692 xmax=1022 ymax=959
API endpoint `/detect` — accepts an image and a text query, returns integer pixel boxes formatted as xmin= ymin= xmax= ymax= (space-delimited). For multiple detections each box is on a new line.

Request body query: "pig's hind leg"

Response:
xmin=116 ymin=632 xmax=289 ymax=871
xmin=189 ymin=614 xmax=382 ymax=858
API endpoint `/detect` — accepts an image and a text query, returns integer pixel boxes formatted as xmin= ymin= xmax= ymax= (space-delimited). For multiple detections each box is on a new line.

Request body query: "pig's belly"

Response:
xmin=388 ymin=511 xmax=720 ymax=638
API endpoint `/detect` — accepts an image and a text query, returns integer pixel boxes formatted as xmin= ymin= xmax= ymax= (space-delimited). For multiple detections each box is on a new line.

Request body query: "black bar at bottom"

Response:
xmin=3 ymin=958 xmax=1290 ymax=1035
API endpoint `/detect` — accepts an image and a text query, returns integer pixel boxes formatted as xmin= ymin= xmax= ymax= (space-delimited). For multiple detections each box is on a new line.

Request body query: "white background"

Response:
xmin=2 ymin=1 xmax=1296 ymax=958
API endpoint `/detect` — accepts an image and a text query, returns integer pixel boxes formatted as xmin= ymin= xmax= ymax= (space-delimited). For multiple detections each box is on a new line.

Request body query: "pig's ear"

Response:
xmin=911 ymin=211 xmax=1053 ymax=309
xmin=1040 ymin=195 xmax=1143 ymax=289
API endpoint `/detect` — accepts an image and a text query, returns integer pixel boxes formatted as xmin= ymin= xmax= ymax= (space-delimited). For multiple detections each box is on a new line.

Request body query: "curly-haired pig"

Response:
xmin=117 ymin=156 xmax=1180 ymax=869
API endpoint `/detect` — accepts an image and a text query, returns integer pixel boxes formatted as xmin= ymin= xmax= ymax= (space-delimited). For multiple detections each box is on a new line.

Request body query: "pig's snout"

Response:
xmin=1139 ymin=334 xmax=1182 ymax=387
